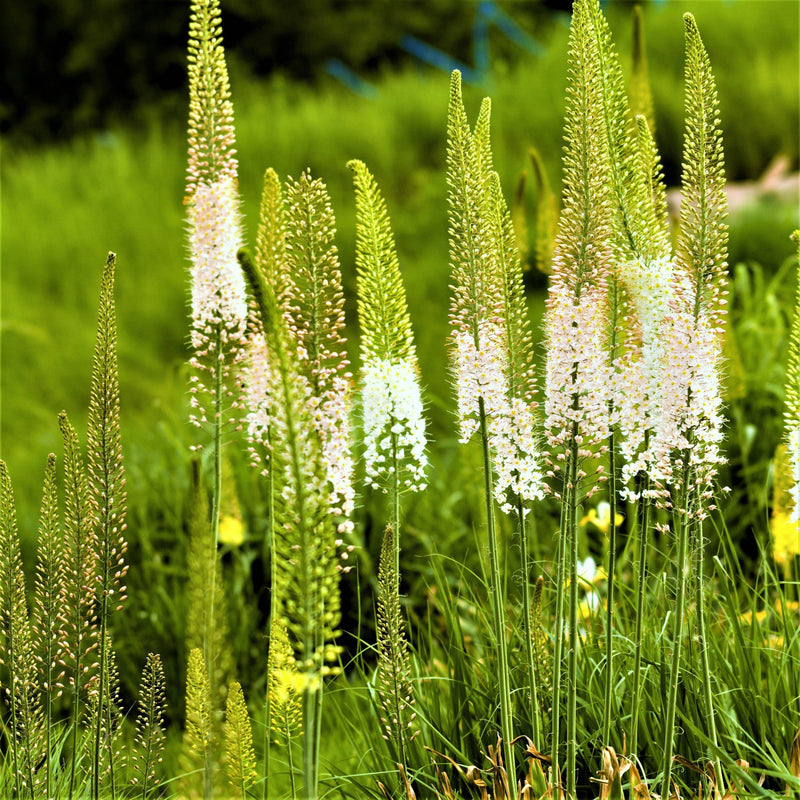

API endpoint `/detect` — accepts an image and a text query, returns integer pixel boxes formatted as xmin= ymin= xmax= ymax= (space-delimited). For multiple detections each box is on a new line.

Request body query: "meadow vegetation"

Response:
xmin=1 ymin=0 xmax=800 ymax=798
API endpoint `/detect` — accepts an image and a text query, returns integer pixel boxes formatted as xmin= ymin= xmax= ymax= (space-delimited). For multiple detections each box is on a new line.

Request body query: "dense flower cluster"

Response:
xmin=455 ymin=321 xmax=545 ymax=512
xmin=241 ymin=332 xmax=272 ymax=471
xmin=311 ymin=378 xmax=356 ymax=532
xmin=188 ymin=178 xmax=248 ymax=351
xmin=544 ymin=284 xmax=613 ymax=453
xmin=362 ymin=359 xmax=427 ymax=493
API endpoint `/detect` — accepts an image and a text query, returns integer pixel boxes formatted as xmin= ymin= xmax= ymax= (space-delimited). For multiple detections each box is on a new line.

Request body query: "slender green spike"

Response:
xmin=88 ymin=251 xmax=128 ymax=800
xmin=677 ymin=12 xmax=729 ymax=329
xmin=1 ymin=460 xmax=40 ymax=799
xmin=131 ymin=653 xmax=167 ymax=800
xmin=59 ymin=409 xmax=99 ymax=800
xmin=255 ymin=167 xmax=290 ymax=307
xmin=375 ymin=525 xmax=416 ymax=780
xmin=225 ymin=681 xmax=257 ymax=799
xmin=583 ymin=0 xmax=658 ymax=262
xmin=349 ymin=158 xmax=416 ymax=365
xmin=34 ymin=453 xmax=60 ymax=800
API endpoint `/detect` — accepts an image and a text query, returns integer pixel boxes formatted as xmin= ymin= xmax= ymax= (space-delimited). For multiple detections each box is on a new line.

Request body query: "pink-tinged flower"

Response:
xmin=455 ymin=321 xmax=545 ymax=512
xmin=241 ymin=331 xmax=273 ymax=472
xmin=185 ymin=0 xmax=248 ymax=432
xmin=188 ymin=177 xmax=248 ymax=350
xmin=311 ymin=378 xmax=356 ymax=534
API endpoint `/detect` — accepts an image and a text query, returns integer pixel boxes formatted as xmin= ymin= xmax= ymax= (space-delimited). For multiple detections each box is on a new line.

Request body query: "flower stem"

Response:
xmin=263 ymin=429 xmax=275 ymax=800
xmin=629 ymin=484 xmax=651 ymax=759
xmin=695 ymin=523 xmax=724 ymax=793
xmin=517 ymin=496 xmax=542 ymax=749
xmin=479 ymin=397 xmax=517 ymax=799
xmin=660 ymin=460 xmax=692 ymax=800
xmin=602 ymin=431 xmax=617 ymax=748
xmin=566 ymin=434 xmax=580 ymax=799
xmin=551 ymin=474 xmax=569 ymax=791
xmin=205 ymin=322 xmax=224 ymax=800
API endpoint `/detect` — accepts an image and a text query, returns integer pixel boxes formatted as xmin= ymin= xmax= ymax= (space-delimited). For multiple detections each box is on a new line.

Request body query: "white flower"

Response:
xmin=788 ymin=425 xmax=800 ymax=523
xmin=362 ymin=359 xmax=427 ymax=492
xmin=455 ymin=321 xmax=545 ymax=512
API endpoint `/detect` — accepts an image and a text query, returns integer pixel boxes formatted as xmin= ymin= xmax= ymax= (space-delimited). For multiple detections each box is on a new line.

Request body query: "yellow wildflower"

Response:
xmin=580 ymin=501 xmax=623 ymax=535
xmin=772 ymin=511 xmax=800 ymax=572
xmin=219 ymin=514 xmax=245 ymax=546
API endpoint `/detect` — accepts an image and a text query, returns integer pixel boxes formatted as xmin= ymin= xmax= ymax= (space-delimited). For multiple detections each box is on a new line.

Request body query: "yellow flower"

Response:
xmin=219 ymin=514 xmax=245 ymax=546
xmin=771 ymin=510 xmax=800 ymax=570
xmin=580 ymin=501 xmax=623 ymax=535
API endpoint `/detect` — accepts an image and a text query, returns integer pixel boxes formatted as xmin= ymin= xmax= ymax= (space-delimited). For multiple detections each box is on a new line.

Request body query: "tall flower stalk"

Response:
xmin=242 ymin=166 xmax=354 ymax=800
xmin=185 ymin=1 xmax=247 ymax=755
xmin=350 ymin=158 xmax=427 ymax=567
xmin=58 ymin=410 xmax=99 ymax=800
xmin=240 ymin=250 xmax=343 ymax=800
xmin=657 ymin=15 xmax=728 ymax=797
xmin=1 ymin=461 xmax=42 ymax=799
xmin=33 ymin=453 xmax=61 ymax=800
xmin=543 ymin=0 xmax=615 ymax=790
xmin=349 ymin=159 xmax=426 ymax=781
xmin=87 ymin=252 xmax=128 ymax=800
xmin=447 ymin=71 xmax=522 ymax=795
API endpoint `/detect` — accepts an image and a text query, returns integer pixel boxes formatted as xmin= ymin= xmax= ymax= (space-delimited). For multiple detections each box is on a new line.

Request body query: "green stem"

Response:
xmin=695 ymin=521 xmax=723 ymax=793
xmin=566 ymin=436 xmax=580 ymax=799
xmin=629 ymin=484 xmax=651 ymax=759
xmin=551 ymin=477 xmax=569 ymax=791
xmin=287 ymin=721 xmax=297 ymax=799
xmin=264 ymin=429 xmax=275 ymax=800
xmin=660 ymin=461 xmax=692 ymax=800
xmin=517 ymin=496 xmax=542 ymax=748
xmin=303 ymin=684 xmax=318 ymax=800
xmin=390 ymin=432 xmax=409 ymax=779
xmin=392 ymin=433 xmax=401 ymax=580
xmin=602 ymin=432 xmax=617 ymax=748
xmin=205 ymin=322 xmax=224 ymax=800
xmin=478 ymin=397 xmax=517 ymax=799
xmin=93 ymin=596 xmax=109 ymax=800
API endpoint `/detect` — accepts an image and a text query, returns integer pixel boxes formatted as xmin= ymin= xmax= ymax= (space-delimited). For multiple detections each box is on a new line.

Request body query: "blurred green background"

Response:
xmin=1 ymin=0 xmax=799 ymax=728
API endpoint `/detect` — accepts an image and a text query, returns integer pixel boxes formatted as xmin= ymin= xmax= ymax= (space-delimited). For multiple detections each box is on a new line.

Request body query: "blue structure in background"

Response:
xmin=327 ymin=1 xmax=543 ymax=95
xmin=323 ymin=59 xmax=378 ymax=98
